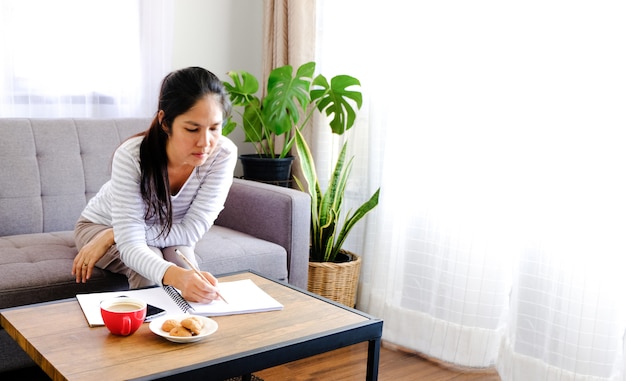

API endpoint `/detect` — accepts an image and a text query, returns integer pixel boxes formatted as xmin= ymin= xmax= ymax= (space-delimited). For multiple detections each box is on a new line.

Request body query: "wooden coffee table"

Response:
xmin=0 ymin=271 xmax=383 ymax=381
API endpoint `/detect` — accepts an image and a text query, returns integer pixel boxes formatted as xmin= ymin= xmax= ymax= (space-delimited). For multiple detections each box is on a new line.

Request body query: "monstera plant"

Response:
xmin=223 ymin=61 xmax=362 ymax=158
xmin=222 ymin=62 xmax=362 ymax=185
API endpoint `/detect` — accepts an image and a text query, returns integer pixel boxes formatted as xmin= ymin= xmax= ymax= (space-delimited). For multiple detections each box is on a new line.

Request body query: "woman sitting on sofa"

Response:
xmin=71 ymin=67 xmax=237 ymax=303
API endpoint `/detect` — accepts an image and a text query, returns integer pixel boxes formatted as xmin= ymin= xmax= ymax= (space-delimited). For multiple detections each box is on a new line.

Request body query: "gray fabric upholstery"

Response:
xmin=215 ymin=179 xmax=310 ymax=288
xmin=0 ymin=118 xmax=148 ymax=236
xmin=0 ymin=118 xmax=310 ymax=373
xmin=0 ymin=231 xmax=129 ymax=309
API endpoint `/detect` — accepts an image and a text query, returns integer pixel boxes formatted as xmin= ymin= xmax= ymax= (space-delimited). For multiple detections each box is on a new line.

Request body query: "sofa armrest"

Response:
xmin=214 ymin=178 xmax=310 ymax=289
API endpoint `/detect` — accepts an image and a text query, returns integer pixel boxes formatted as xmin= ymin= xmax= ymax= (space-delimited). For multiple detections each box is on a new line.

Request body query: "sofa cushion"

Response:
xmin=195 ymin=226 xmax=288 ymax=282
xmin=0 ymin=232 xmax=128 ymax=309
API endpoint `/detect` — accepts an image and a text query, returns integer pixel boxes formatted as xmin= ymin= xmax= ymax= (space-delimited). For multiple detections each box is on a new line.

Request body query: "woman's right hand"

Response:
xmin=164 ymin=266 xmax=220 ymax=303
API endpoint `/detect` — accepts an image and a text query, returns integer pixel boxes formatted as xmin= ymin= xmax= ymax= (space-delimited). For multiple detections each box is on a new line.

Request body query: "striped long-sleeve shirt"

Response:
xmin=80 ymin=135 xmax=237 ymax=285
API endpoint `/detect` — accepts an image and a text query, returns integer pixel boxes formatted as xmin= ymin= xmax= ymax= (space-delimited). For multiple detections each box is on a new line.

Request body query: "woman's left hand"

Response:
xmin=72 ymin=228 xmax=114 ymax=283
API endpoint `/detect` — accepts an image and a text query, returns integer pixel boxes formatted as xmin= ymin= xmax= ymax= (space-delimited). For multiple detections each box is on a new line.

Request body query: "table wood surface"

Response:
xmin=1 ymin=272 xmax=374 ymax=381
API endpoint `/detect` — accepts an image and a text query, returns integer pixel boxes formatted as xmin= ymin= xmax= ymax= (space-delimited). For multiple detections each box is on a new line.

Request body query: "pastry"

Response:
xmin=181 ymin=317 xmax=203 ymax=335
xmin=169 ymin=326 xmax=192 ymax=337
xmin=161 ymin=319 xmax=180 ymax=332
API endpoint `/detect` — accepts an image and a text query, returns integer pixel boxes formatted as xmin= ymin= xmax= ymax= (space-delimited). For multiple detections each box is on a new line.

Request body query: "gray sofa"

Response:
xmin=0 ymin=118 xmax=310 ymax=374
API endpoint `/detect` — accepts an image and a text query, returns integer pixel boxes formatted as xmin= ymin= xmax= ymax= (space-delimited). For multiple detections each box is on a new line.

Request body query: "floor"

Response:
xmin=255 ymin=341 xmax=501 ymax=380
xmin=2 ymin=342 xmax=502 ymax=381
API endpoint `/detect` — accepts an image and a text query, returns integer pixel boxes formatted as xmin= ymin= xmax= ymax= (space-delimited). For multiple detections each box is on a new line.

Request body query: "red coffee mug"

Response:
xmin=100 ymin=297 xmax=147 ymax=336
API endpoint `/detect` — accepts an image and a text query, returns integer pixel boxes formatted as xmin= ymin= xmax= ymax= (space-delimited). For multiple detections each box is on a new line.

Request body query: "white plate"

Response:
xmin=149 ymin=314 xmax=218 ymax=343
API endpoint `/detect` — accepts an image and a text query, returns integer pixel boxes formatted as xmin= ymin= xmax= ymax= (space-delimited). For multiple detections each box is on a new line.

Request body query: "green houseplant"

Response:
xmin=222 ymin=62 xmax=362 ymax=185
xmin=294 ymin=128 xmax=380 ymax=307
xmin=294 ymin=129 xmax=380 ymax=262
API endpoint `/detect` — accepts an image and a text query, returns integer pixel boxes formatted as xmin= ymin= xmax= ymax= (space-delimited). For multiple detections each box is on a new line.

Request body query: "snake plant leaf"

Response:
xmin=332 ymin=188 xmax=380 ymax=259
xmin=294 ymin=129 xmax=318 ymax=201
xmin=319 ymin=143 xmax=352 ymax=261
xmin=295 ymin=130 xmax=322 ymax=260
xmin=319 ymin=143 xmax=351 ymax=233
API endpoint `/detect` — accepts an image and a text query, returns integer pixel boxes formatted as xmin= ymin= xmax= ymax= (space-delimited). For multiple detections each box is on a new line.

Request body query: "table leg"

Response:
xmin=366 ymin=338 xmax=381 ymax=381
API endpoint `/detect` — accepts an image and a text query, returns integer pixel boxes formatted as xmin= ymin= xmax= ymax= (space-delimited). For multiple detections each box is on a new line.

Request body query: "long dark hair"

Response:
xmin=139 ymin=67 xmax=231 ymax=238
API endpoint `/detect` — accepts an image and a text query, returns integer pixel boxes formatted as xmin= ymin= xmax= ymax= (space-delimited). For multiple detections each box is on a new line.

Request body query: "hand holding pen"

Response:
xmin=174 ymin=249 xmax=228 ymax=304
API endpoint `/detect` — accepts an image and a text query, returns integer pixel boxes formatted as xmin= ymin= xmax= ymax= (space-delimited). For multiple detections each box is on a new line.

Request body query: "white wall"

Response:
xmin=172 ymin=0 xmax=263 ymax=175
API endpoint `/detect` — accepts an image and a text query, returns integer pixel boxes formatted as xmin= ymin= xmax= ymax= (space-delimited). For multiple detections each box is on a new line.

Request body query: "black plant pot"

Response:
xmin=239 ymin=154 xmax=294 ymax=187
xmin=332 ymin=251 xmax=353 ymax=263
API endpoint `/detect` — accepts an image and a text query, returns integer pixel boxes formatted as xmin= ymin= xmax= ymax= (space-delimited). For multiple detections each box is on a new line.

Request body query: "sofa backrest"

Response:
xmin=0 ymin=118 xmax=150 ymax=236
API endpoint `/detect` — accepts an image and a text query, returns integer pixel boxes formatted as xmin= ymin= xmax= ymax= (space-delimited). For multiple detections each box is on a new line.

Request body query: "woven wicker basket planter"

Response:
xmin=307 ymin=250 xmax=362 ymax=308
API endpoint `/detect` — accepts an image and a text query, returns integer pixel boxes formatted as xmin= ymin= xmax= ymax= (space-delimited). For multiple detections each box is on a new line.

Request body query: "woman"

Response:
xmin=71 ymin=67 xmax=237 ymax=303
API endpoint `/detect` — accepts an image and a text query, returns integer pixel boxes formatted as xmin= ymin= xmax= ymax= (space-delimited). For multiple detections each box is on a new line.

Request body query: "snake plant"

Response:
xmin=294 ymin=129 xmax=380 ymax=262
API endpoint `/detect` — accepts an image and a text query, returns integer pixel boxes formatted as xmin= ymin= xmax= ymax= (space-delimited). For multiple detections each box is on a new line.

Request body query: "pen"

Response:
xmin=174 ymin=249 xmax=228 ymax=304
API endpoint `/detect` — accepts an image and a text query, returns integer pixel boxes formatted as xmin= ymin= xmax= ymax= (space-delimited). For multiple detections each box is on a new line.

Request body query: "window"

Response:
xmin=0 ymin=0 xmax=172 ymax=117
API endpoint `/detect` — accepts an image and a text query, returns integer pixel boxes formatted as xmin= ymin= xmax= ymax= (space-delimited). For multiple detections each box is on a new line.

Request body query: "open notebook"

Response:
xmin=76 ymin=278 xmax=284 ymax=327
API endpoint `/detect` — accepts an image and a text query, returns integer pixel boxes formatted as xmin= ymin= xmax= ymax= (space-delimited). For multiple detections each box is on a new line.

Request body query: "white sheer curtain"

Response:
xmin=0 ymin=0 xmax=173 ymax=118
xmin=316 ymin=1 xmax=626 ymax=380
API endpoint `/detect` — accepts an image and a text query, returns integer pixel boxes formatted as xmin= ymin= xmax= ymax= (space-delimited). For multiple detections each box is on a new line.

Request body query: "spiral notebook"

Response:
xmin=76 ymin=278 xmax=284 ymax=327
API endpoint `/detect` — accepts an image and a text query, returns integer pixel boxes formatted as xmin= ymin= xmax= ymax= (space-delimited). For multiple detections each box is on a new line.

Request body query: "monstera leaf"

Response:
xmin=223 ymin=62 xmax=362 ymax=159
